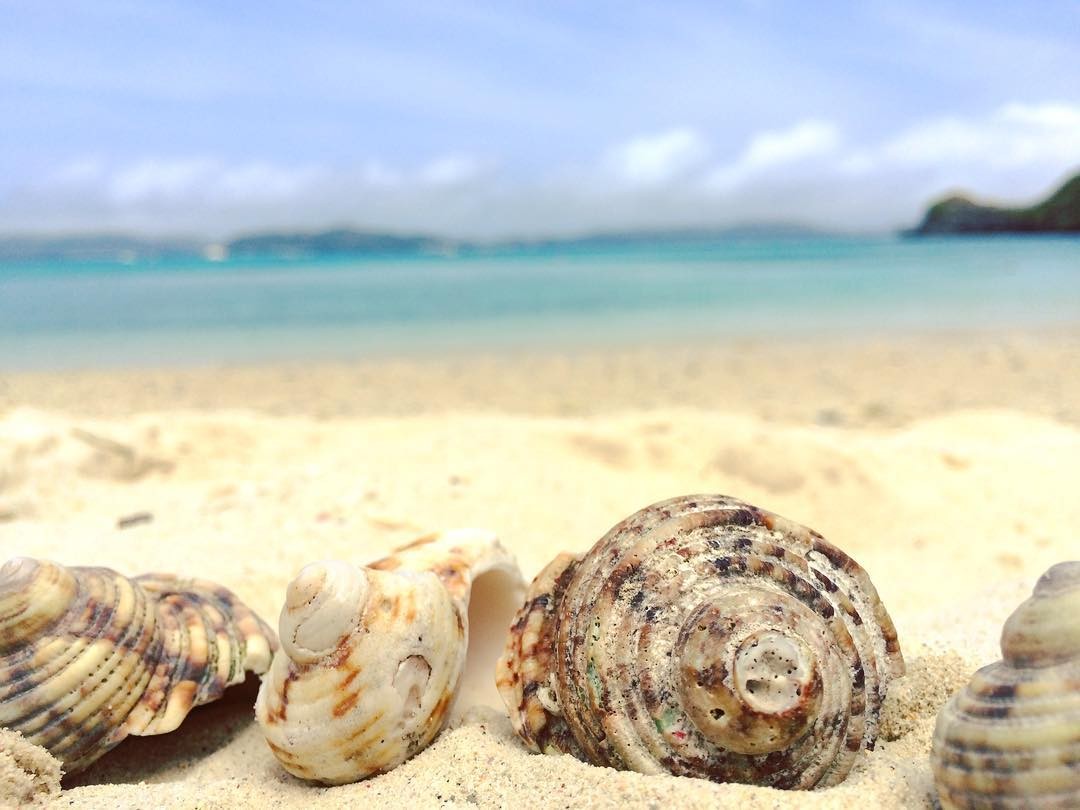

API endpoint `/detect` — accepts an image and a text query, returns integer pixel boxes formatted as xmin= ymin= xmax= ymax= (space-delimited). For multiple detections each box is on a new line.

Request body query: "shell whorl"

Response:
xmin=0 ymin=557 xmax=276 ymax=773
xmin=931 ymin=560 xmax=1080 ymax=809
xmin=497 ymin=494 xmax=904 ymax=790
xmin=1001 ymin=561 xmax=1080 ymax=667
xmin=278 ymin=560 xmax=371 ymax=665
xmin=0 ymin=558 xmax=79 ymax=647
xmin=255 ymin=529 xmax=521 ymax=785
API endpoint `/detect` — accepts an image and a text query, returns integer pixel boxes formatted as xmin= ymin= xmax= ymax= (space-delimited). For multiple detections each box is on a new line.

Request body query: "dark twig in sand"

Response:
xmin=116 ymin=511 xmax=154 ymax=530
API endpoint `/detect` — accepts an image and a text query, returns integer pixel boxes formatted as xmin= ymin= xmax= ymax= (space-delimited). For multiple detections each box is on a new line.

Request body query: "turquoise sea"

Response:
xmin=1 ymin=235 xmax=1078 ymax=370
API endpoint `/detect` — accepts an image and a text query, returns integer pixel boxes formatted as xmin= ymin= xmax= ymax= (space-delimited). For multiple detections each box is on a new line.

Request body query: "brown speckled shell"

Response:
xmin=497 ymin=494 xmax=904 ymax=790
xmin=0 ymin=557 xmax=276 ymax=773
xmin=255 ymin=529 xmax=521 ymax=785
xmin=931 ymin=561 xmax=1080 ymax=809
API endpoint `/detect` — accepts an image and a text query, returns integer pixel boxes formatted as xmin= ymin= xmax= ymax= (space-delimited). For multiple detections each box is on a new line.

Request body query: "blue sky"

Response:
xmin=2 ymin=1 xmax=1079 ymax=237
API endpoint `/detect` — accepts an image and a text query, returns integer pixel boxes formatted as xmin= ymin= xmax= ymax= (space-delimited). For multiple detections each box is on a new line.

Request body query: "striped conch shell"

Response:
xmin=931 ymin=561 xmax=1080 ymax=809
xmin=255 ymin=529 xmax=522 ymax=785
xmin=0 ymin=557 xmax=276 ymax=773
xmin=497 ymin=494 xmax=905 ymax=789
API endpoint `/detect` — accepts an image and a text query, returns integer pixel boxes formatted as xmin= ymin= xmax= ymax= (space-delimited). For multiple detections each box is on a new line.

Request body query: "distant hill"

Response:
xmin=226 ymin=228 xmax=456 ymax=258
xmin=0 ymin=223 xmax=829 ymax=264
xmin=227 ymin=224 xmax=824 ymax=257
xmin=912 ymin=172 xmax=1080 ymax=235
xmin=499 ymin=223 xmax=824 ymax=250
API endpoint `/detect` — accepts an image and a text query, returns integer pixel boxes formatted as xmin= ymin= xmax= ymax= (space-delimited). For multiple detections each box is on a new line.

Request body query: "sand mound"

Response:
xmin=0 ymin=728 xmax=62 ymax=807
xmin=0 ymin=409 xmax=173 ymax=523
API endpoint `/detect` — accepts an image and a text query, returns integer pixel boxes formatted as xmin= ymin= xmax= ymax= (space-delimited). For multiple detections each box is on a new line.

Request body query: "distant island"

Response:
xmin=4 ymin=176 xmax=1079 ymax=262
xmin=227 ymin=228 xmax=457 ymax=258
xmin=0 ymin=224 xmax=822 ymax=263
xmin=912 ymin=171 xmax=1080 ymax=235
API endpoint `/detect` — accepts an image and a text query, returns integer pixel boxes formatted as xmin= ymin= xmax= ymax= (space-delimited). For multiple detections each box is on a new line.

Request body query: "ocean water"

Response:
xmin=1 ymin=235 xmax=1078 ymax=370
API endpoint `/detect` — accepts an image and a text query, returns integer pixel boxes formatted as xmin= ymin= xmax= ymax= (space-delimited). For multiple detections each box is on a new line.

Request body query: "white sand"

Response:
xmin=1 ymin=336 xmax=1077 ymax=808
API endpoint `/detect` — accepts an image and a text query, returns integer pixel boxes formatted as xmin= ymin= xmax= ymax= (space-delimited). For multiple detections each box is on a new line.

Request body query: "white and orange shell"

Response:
xmin=0 ymin=557 xmax=276 ymax=773
xmin=497 ymin=494 xmax=905 ymax=790
xmin=255 ymin=529 xmax=522 ymax=785
xmin=931 ymin=561 xmax=1080 ymax=808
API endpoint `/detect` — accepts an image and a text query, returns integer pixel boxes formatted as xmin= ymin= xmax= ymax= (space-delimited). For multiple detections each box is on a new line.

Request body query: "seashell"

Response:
xmin=0 ymin=557 xmax=276 ymax=774
xmin=931 ymin=561 xmax=1080 ymax=809
xmin=255 ymin=529 xmax=522 ymax=785
xmin=496 ymin=494 xmax=905 ymax=789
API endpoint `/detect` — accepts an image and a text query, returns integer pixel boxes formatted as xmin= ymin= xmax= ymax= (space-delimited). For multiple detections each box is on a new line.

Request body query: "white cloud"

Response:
xmin=740 ymin=120 xmax=840 ymax=170
xmin=107 ymin=158 xmax=217 ymax=204
xmin=871 ymin=101 xmax=1080 ymax=170
xmin=416 ymin=155 xmax=489 ymax=186
xmin=706 ymin=119 xmax=840 ymax=190
xmin=998 ymin=101 xmax=1080 ymax=129
xmin=357 ymin=161 xmax=402 ymax=187
xmin=215 ymin=162 xmax=324 ymax=201
xmin=602 ymin=128 xmax=710 ymax=185
xmin=40 ymin=156 xmax=327 ymax=207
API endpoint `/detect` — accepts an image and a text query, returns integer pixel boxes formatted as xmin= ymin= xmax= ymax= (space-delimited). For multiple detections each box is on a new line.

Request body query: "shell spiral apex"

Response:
xmin=931 ymin=560 xmax=1080 ymax=809
xmin=496 ymin=494 xmax=904 ymax=790
xmin=279 ymin=560 xmax=370 ymax=664
xmin=0 ymin=557 xmax=277 ymax=773
xmin=255 ymin=529 xmax=522 ymax=785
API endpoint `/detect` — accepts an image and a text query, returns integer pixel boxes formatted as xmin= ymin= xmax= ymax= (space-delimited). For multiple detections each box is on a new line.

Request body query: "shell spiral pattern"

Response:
xmin=255 ymin=529 xmax=522 ymax=785
xmin=0 ymin=557 xmax=276 ymax=773
xmin=931 ymin=561 xmax=1080 ymax=809
xmin=497 ymin=494 xmax=905 ymax=790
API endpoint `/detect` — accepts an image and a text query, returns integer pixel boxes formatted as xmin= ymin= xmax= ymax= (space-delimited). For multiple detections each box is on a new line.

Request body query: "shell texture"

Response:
xmin=931 ymin=561 xmax=1080 ymax=809
xmin=0 ymin=557 xmax=276 ymax=773
xmin=496 ymin=494 xmax=905 ymax=790
xmin=255 ymin=529 xmax=521 ymax=785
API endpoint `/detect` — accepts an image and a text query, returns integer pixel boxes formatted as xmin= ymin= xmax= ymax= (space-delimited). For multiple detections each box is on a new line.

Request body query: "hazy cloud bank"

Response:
xmin=3 ymin=102 xmax=1078 ymax=238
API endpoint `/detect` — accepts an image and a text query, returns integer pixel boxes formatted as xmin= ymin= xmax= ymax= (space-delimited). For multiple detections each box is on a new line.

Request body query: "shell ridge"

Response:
xmin=5 ymin=570 xmax=144 ymax=755
xmin=44 ymin=571 xmax=159 ymax=764
xmin=931 ymin=560 xmax=1080 ymax=808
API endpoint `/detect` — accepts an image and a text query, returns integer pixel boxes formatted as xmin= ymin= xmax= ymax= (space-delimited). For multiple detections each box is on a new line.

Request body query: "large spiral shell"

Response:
xmin=255 ymin=529 xmax=522 ymax=785
xmin=496 ymin=494 xmax=904 ymax=789
xmin=0 ymin=557 xmax=276 ymax=774
xmin=931 ymin=561 xmax=1080 ymax=809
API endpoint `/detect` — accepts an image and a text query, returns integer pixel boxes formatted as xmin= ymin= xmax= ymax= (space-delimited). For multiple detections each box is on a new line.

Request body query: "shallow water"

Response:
xmin=1 ymin=235 xmax=1078 ymax=369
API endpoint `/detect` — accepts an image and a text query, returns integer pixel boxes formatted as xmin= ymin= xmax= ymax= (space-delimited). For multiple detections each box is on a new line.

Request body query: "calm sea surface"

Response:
xmin=1 ymin=236 xmax=1078 ymax=370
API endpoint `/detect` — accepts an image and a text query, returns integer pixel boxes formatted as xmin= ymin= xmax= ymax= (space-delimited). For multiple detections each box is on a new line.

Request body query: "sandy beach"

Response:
xmin=2 ymin=330 xmax=1078 ymax=809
